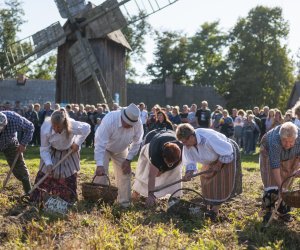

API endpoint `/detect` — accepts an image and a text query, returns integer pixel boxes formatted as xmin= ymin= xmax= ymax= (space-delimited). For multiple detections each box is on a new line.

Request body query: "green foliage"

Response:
xmin=0 ymin=0 xmax=27 ymax=77
xmin=122 ymin=12 xmax=152 ymax=83
xmin=147 ymin=30 xmax=190 ymax=84
xmin=188 ymin=21 xmax=229 ymax=90
xmin=28 ymin=54 xmax=57 ymax=80
xmin=226 ymin=6 xmax=295 ymax=109
xmin=0 ymin=0 xmax=25 ymax=48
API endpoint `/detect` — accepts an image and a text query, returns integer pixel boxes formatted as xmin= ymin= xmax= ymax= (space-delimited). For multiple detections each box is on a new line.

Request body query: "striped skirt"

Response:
xmin=260 ymin=136 xmax=300 ymax=189
xmin=39 ymin=148 xmax=80 ymax=179
xmin=200 ymin=139 xmax=242 ymax=205
xmin=30 ymin=148 xmax=80 ymax=203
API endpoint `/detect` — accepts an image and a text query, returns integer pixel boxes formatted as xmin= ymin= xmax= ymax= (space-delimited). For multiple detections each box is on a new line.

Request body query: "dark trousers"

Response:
xmin=1 ymin=141 xmax=31 ymax=193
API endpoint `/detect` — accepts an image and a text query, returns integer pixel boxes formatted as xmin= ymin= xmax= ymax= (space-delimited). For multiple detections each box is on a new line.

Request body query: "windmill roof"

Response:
xmin=106 ymin=30 xmax=131 ymax=50
xmin=62 ymin=1 xmax=131 ymax=50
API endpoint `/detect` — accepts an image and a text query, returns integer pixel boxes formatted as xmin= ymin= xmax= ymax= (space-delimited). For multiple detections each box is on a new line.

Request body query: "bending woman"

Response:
xmin=260 ymin=122 xmax=300 ymax=223
xmin=176 ymin=123 xmax=242 ymax=220
xmin=31 ymin=109 xmax=90 ymax=202
xmin=132 ymin=129 xmax=183 ymax=207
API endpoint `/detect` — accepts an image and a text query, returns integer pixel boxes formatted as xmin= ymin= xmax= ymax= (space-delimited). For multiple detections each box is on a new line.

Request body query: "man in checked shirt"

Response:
xmin=0 ymin=111 xmax=34 ymax=194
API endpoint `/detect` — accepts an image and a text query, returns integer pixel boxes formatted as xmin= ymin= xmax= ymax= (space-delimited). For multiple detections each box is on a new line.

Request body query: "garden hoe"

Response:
xmin=2 ymin=152 xmax=20 ymax=190
xmin=151 ymin=169 xmax=216 ymax=193
xmin=28 ymin=150 xmax=73 ymax=195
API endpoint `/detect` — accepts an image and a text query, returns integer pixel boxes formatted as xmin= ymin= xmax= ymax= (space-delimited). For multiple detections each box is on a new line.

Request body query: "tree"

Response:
xmin=296 ymin=49 xmax=300 ymax=81
xmin=122 ymin=12 xmax=152 ymax=83
xmin=188 ymin=21 xmax=229 ymax=91
xmin=28 ymin=54 xmax=57 ymax=80
xmin=227 ymin=6 xmax=294 ymax=109
xmin=147 ymin=30 xmax=189 ymax=84
xmin=0 ymin=0 xmax=26 ymax=76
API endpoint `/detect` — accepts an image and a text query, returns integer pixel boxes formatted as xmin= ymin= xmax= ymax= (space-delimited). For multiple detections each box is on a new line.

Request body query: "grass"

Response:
xmin=0 ymin=147 xmax=299 ymax=249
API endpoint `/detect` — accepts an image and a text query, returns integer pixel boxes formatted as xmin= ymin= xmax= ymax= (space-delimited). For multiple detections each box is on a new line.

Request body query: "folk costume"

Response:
xmin=94 ymin=104 xmax=143 ymax=207
xmin=182 ymin=128 xmax=242 ymax=205
xmin=31 ymin=117 xmax=90 ymax=202
xmin=259 ymin=125 xmax=300 ymax=220
xmin=133 ymin=129 xmax=183 ymax=198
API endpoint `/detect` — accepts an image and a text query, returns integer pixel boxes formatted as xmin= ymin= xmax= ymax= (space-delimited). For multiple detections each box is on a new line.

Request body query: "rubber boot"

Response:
xmin=21 ymin=178 xmax=32 ymax=194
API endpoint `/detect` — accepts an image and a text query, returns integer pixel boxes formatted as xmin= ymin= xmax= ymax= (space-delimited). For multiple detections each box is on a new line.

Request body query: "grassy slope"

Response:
xmin=0 ymin=147 xmax=299 ymax=249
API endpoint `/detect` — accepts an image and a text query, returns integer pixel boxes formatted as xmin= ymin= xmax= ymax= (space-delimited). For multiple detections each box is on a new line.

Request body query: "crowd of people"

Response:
xmin=0 ymin=99 xmax=300 ymax=223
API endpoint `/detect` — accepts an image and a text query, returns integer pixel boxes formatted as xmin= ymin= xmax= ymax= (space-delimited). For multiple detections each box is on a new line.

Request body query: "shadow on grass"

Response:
xmin=237 ymin=217 xmax=300 ymax=249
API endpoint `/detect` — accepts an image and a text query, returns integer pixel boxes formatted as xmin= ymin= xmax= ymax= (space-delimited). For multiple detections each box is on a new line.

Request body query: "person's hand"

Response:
xmin=260 ymin=146 xmax=268 ymax=156
xmin=71 ymin=143 xmax=79 ymax=153
xmin=146 ymin=192 xmax=156 ymax=207
xmin=210 ymin=161 xmax=223 ymax=171
xmin=46 ymin=164 xmax=54 ymax=176
xmin=156 ymin=171 xmax=163 ymax=177
xmin=183 ymin=170 xmax=194 ymax=181
xmin=121 ymin=160 xmax=131 ymax=175
xmin=17 ymin=144 xmax=26 ymax=153
xmin=95 ymin=166 xmax=105 ymax=176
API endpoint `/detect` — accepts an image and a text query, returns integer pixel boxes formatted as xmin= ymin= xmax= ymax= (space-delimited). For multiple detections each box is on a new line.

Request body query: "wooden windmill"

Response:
xmin=0 ymin=0 xmax=179 ymax=105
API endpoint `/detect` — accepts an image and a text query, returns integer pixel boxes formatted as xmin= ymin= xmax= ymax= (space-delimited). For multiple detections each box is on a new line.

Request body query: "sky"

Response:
xmin=3 ymin=0 xmax=300 ymax=80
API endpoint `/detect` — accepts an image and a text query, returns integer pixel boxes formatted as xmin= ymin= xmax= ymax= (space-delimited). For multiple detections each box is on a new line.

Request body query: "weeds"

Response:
xmin=0 ymin=148 xmax=299 ymax=249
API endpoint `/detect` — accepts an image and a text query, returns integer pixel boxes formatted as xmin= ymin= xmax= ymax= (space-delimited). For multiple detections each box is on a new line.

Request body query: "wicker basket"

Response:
xmin=81 ymin=175 xmax=118 ymax=203
xmin=281 ymin=173 xmax=300 ymax=208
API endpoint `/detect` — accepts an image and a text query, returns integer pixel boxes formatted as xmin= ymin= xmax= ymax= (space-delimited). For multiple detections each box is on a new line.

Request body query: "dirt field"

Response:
xmin=0 ymin=147 xmax=299 ymax=249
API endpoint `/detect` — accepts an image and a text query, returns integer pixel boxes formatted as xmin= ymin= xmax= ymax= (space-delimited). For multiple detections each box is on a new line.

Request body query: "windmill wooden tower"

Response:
xmin=0 ymin=0 xmax=179 ymax=105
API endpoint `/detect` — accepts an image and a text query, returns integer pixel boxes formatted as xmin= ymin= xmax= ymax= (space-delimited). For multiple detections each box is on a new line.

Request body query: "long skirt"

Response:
xmin=30 ymin=171 xmax=77 ymax=203
xmin=200 ymin=139 xmax=242 ymax=205
xmin=30 ymin=148 xmax=80 ymax=203
xmin=132 ymin=143 xmax=183 ymax=198
xmin=259 ymin=136 xmax=300 ymax=190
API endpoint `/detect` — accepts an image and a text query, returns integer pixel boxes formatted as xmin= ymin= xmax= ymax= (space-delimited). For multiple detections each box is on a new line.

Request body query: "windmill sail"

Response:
xmin=0 ymin=0 xmax=179 ymax=76
xmin=32 ymin=22 xmax=66 ymax=58
xmin=55 ymin=0 xmax=87 ymax=18
xmin=0 ymin=22 xmax=65 ymax=77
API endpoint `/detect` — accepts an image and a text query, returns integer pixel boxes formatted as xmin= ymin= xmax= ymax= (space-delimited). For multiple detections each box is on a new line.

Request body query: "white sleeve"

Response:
xmin=127 ymin=121 xmax=143 ymax=160
xmin=72 ymin=120 xmax=91 ymax=146
xmin=39 ymin=121 xmax=53 ymax=166
xmin=207 ymin=133 xmax=233 ymax=163
xmin=94 ymin=116 xmax=111 ymax=166
xmin=182 ymin=147 xmax=198 ymax=172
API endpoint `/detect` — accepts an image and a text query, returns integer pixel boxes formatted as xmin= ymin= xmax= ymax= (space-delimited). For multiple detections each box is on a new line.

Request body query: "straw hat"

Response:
xmin=121 ymin=103 xmax=140 ymax=126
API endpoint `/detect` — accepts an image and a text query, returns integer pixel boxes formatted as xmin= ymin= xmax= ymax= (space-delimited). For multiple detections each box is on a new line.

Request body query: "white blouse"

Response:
xmin=183 ymin=128 xmax=234 ymax=171
xmin=40 ymin=118 xmax=91 ymax=166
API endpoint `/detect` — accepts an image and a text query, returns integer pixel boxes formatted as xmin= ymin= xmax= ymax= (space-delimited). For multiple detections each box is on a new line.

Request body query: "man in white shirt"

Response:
xmin=94 ymin=103 xmax=143 ymax=207
xmin=139 ymin=102 xmax=148 ymax=138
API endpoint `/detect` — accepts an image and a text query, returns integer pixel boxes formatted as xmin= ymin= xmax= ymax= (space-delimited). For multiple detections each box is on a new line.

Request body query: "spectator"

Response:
xmin=139 ymin=102 xmax=148 ymax=137
xmin=170 ymin=106 xmax=182 ymax=127
xmin=24 ymin=104 xmax=39 ymax=146
xmin=154 ymin=110 xmax=173 ymax=131
xmin=187 ymin=104 xmax=198 ymax=128
xmin=195 ymin=101 xmax=211 ymax=128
